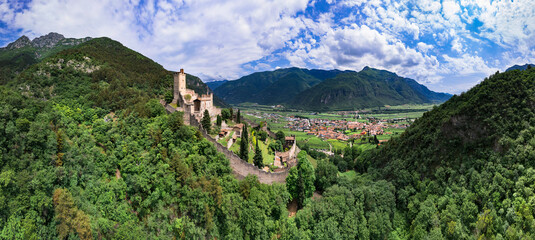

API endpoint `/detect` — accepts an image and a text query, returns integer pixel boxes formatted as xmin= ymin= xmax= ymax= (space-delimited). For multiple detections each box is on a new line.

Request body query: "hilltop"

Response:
xmin=0 ymin=32 xmax=92 ymax=84
xmin=506 ymin=63 xmax=534 ymax=71
xmin=292 ymin=67 xmax=451 ymax=110
xmin=3 ymin=34 xmax=226 ymax=110
xmin=213 ymin=66 xmax=450 ymax=110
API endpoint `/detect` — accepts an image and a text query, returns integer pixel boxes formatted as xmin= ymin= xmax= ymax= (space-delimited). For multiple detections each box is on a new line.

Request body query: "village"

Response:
xmin=244 ymin=111 xmax=410 ymax=142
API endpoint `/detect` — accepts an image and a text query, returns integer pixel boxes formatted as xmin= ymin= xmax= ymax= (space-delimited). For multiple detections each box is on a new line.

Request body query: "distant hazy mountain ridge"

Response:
xmin=214 ymin=66 xmax=451 ymax=110
xmin=506 ymin=64 xmax=534 ymax=71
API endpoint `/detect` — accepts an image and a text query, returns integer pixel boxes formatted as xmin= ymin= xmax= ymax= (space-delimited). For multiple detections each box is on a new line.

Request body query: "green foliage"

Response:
xmin=214 ymin=67 xmax=340 ymax=105
xmin=286 ymin=151 xmax=315 ymax=209
xmin=236 ymin=109 xmax=241 ymax=123
xmin=164 ymin=90 xmax=173 ymax=103
xmin=214 ymin=67 xmax=450 ymax=110
xmin=239 ymin=123 xmax=249 ymax=161
xmin=253 ymin=141 xmax=263 ymax=169
xmin=292 ymin=67 xmax=451 ymax=111
xmin=201 ymin=109 xmax=211 ymax=132
xmin=314 ymin=159 xmax=338 ymax=192
xmin=268 ymin=140 xmax=283 ymax=152
xmin=216 ymin=115 xmax=222 ymax=127
xmin=221 ymin=108 xmax=231 ymax=121
xmin=276 ymin=130 xmax=285 ymax=141
xmin=256 ymin=130 xmax=268 ymax=142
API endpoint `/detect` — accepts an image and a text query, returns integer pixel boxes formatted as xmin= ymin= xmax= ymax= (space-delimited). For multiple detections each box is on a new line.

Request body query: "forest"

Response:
xmin=1 ymin=36 xmax=535 ymax=239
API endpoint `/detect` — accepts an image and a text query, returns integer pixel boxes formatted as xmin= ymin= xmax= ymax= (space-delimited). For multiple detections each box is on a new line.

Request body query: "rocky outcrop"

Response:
xmin=6 ymin=36 xmax=31 ymax=49
xmin=31 ymin=32 xmax=65 ymax=48
xmin=2 ymin=32 xmax=92 ymax=51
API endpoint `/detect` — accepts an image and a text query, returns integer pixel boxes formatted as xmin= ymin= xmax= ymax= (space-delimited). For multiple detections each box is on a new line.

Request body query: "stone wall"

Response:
xmin=161 ymin=103 xmax=291 ymax=184
xmin=193 ymin=118 xmax=289 ymax=184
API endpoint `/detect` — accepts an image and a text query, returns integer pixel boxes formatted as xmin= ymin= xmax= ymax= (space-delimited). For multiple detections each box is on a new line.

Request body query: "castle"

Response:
xmin=171 ymin=69 xmax=220 ymax=124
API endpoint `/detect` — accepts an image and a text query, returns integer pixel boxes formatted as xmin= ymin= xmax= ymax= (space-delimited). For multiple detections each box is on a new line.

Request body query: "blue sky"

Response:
xmin=1 ymin=0 xmax=534 ymax=94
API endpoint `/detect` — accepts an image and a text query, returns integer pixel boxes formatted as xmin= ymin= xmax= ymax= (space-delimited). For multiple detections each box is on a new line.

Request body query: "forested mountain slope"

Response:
xmin=0 ymin=32 xmax=92 ymax=84
xmin=214 ymin=66 xmax=450 ymax=110
xmin=291 ymin=67 xmax=451 ymax=110
xmin=357 ymin=67 xmax=535 ymax=238
xmin=214 ymin=67 xmax=343 ymax=105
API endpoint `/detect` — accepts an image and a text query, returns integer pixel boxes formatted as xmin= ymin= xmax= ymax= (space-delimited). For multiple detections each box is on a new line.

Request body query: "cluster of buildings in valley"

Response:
xmin=285 ymin=116 xmax=410 ymax=141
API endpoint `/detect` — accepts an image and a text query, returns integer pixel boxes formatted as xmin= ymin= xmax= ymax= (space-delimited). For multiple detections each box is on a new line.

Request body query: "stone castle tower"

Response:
xmin=171 ymin=68 xmax=220 ymax=124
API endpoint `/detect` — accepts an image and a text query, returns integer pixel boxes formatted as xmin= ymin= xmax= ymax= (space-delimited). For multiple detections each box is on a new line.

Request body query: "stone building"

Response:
xmin=171 ymin=69 xmax=220 ymax=123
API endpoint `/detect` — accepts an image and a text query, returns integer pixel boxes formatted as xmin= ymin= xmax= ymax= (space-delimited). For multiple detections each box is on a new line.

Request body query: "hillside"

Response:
xmin=206 ymin=80 xmax=228 ymax=90
xmin=506 ymin=63 xmax=534 ymax=71
xmin=0 ymin=32 xmax=92 ymax=84
xmin=292 ymin=67 xmax=451 ymax=110
xmin=214 ymin=66 xmax=450 ymax=109
xmin=7 ymin=36 xmax=226 ymax=110
xmin=0 ymin=33 xmax=400 ymax=239
xmin=356 ymin=67 xmax=535 ymax=238
xmin=214 ymin=67 xmax=343 ymax=104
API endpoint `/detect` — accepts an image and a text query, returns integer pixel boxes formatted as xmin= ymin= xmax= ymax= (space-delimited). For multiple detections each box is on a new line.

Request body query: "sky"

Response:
xmin=1 ymin=0 xmax=534 ymax=94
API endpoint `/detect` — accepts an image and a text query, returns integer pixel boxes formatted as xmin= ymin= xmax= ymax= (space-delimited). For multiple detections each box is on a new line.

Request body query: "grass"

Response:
xmin=307 ymin=154 xmax=317 ymax=168
xmin=326 ymin=139 xmax=348 ymax=151
xmin=339 ymin=170 xmax=357 ymax=180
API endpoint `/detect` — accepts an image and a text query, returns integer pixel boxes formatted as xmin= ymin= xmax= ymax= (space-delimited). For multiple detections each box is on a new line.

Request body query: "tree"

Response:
xmin=53 ymin=188 xmax=93 ymax=240
xmin=216 ymin=115 xmax=222 ymax=127
xmin=229 ymin=108 xmax=234 ymax=121
xmin=164 ymin=90 xmax=173 ymax=103
xmin=239 ymin=123 xmax=249 ymax=161
xmin=236 ymin=109 xmax=241 ymax=123
xmin=286 ymin=151 xmax=315 ymax=209
xmin=276 ymin=130 xmax=285 ymax=141
xmin=201 ymin=109 xmax=211 ymax=132
xmin=268 ymin=141 xmax=283 ymax=153
xmin=221 ymin=108 xmax=231 ymax=121
xmin=257 ymin=131 xmax=268 ymax=142
xmin=253 ymin=141 xmax=263 ymax=169
xmin=315 ymin=159 xmax=338 ymax=192
xmin=168 ymin=111 xmax=184 ymax=132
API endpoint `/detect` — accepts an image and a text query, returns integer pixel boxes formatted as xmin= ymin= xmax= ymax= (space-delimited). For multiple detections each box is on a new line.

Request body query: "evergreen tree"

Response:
xmin=216 ymin=115 xmax=222 ymax=127
xmin=237 ymin=109 xmax=241 ymax=123
xmin=164 ymin=90 xmax=173 ymax=103
xmin=276 ymin=130 xmax=285 ymax=141
xmin=286 ymin=151 xmax=315 ymax=209
xmin=229 ymin=108 xmax=234 ymax=121
xmin=253 ymin=141 xmax=263 ymax=169
xmin=201 ymin=109 xmax=211 ymax=132
xmin=239 ymin=123 xmax=249 ymax=160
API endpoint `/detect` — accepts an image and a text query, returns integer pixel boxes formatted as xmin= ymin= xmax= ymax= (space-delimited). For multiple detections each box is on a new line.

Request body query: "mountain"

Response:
xmin=2 ymin=34 xmax=226 ymax=109
xmin=506 ymin=63 xmax=534 ymax=71
xmin=354 ymin=68 xmax=535 ymax=237
xmin=214 ymin=66 xmax=450 ymax=109
xmin=214 ymin=67 xmax=344 ymax=105
xmin=0 ymin=32 xmax=92 ymax=84
xmin=291 ymin=67 xmax=451 ymax=110
xmin=206 ymin=80 xmax=228 ymax=90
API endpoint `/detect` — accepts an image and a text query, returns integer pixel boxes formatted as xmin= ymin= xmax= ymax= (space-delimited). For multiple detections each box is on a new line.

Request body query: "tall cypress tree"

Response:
xmin=253 ymin=140 xmax=263 ymax=169
xmin=239 ymin=123 xmax=249 ymax=161
xmin=236 ymin=109 xmax=241 ymax=123
xmin=201 ymin=109 xmax=211 ymax=132
xmin=216 ymin=115 xmax=222 ymax=127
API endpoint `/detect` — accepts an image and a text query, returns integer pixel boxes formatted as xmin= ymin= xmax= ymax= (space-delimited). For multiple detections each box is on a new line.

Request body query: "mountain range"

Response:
xmin=0 ymin=33 xmax=226 ymax=108
xmin=506 ymin=63 xmax=534 ymax=71
xmin=0 ymin=32 xmax=92 ymax=84
xmin=212 ymin=66 xmax=451 ymax=110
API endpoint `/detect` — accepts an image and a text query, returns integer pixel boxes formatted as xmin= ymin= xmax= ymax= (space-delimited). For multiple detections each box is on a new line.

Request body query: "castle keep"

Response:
xmin=171 ymin=69 xmax=219 ymax=123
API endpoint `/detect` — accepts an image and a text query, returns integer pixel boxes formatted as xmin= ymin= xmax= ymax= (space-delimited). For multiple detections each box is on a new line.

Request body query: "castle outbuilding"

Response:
xmin=171 ymin=69 xmax=219 ymax=123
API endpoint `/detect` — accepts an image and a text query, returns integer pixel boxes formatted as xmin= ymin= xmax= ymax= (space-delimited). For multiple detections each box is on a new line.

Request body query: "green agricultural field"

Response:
xmin=326 ymin=139 xmax=348 ymax=151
